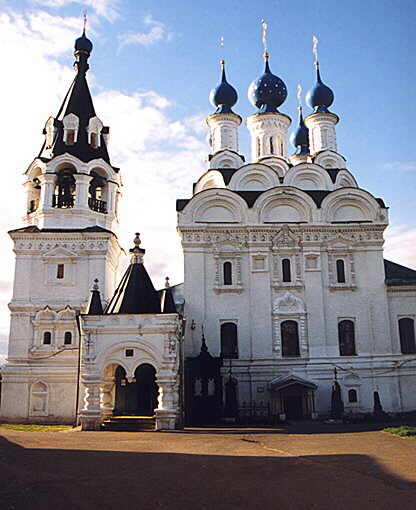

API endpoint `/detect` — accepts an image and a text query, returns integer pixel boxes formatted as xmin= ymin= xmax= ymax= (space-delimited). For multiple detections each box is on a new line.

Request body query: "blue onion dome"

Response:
xmin=248 ymin=53 xmax=287 ymax=113
xmin=306 ymin=64 xmax=334 ymax=113
xmin=75 ymin=29 xmax=93 ymax=54
xmin=209 ymin=60 xmax=238 ymax=114
xmin=290 ymin=106 xmax=309 ymax=154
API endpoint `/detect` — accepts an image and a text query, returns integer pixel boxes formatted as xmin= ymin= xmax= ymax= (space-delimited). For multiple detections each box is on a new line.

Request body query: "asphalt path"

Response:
xmin=1 ymin=424 xmax=415 ymax=509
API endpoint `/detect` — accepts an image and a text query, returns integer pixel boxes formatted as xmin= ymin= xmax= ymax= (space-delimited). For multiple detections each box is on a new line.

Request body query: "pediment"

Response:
xmin=42 ymin=246 xmax=78 ymax=259
xmin=325 ymin=235 xmax=354 ymax=251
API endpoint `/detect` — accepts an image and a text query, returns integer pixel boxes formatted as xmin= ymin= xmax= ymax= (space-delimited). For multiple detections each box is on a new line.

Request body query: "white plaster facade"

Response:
xmin=178 ymin=96 xmax=416 ymax=420
xmin=79 ymin=313 xmax=181 ymax=431
xmin=1 ymin=34 xmax=415 ymax=428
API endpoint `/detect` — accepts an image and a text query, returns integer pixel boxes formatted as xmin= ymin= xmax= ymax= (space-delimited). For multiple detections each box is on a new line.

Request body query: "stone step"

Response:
xmin=102 ymin=415 xmax=156 ymax=432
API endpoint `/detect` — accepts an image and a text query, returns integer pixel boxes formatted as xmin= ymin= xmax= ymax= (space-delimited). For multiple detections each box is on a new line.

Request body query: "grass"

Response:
xmin=0 ymin=423 xmax=72 ymax=432
xmin=384 ymin=426 xmax=416 ymax=438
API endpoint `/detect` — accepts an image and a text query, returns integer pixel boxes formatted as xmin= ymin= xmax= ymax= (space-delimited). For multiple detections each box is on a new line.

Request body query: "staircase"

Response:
xmin=102 ymin=415 xmax=156 ymax=432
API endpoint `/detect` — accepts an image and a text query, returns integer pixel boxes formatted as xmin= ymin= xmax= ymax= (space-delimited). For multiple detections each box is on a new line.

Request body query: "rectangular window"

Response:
xmin=57 ymin=264 xmax=64 ymax=279
xmin=125 ymin=349 xmax=134 ymax=358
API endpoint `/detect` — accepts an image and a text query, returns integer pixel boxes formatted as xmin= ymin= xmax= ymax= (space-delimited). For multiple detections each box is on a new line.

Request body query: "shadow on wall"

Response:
xmin=0 ymin=435 xmax=415 ymax=510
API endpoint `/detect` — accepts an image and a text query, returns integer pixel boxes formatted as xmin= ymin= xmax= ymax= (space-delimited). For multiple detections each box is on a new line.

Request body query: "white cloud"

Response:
xmin=384 ymin=225 xmax=416 ymax=269
xmin=118 ymin=14 xmax=172 ymax=48
xmin=0 ymin=7 xmax=204 ymax=360
xmin=33 ymin=0 xmax=121 ymax=21
xmin=384 ymin=161 xmax=416 ymax=172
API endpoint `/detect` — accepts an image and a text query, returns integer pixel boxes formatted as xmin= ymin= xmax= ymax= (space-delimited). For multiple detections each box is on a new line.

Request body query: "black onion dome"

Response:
xmin=306 ymin=65 xmax=334 ymax=113
xmin=290 ymin=107 xmax=309 ymax=154
xmin=75 ymin=30 xmax=93 ymax=54
xmin=209 ymin=61 xmax=238 ymax=114
xmin=248 ymin=55 xmax=287 ymax=113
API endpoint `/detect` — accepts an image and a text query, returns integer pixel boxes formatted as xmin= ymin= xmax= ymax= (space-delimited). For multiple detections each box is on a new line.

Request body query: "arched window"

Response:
xmin=221 ymin=322 xmax=238 ymax=359
xmin=338 ymin=320 xmax=356 ymax=356
xmin=348 ymin=389 xmax=358 ymax=403
xmin=64 ymin=332 xmax=72 ymax=345
xmin=281 ymin=320 xmax=300 ymax=357
xmin=282 ymin=258 xmax=291 ymax=282
xmin=43 ymin=331 xmax=52 ymax=345
xmin=399 ymin=318 xmax=416 ymax=354
xmin=223 ymin=262 xmax=232 ymax=285
xmin=88 ymin=171 xmax=107 ymax=213
xmin=53 ymin=168 xmax=76 ymax=208
xmin=336 ymin=259 xmax=346 ymax=283
xmin=270 ymin=137 xmax=274 ymax=154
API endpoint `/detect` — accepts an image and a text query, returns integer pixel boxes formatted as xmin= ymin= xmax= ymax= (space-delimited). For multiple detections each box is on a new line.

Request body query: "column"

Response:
xmin=155 ymin=374 xmax=179 ymax=430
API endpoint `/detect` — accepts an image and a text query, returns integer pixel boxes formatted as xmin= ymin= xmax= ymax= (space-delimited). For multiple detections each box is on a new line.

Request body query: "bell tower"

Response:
xmin=0 ymin=29 xmax=124 ymax=424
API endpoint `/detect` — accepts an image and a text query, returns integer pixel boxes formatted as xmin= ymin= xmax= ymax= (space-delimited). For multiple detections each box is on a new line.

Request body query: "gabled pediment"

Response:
xmin=325 ymin=235 xmax=354 ymax=251
xmin=42 ymin=246 xmax=78 ymax=259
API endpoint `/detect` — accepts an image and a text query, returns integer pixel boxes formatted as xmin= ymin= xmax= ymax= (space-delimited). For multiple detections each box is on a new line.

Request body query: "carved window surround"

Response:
xmin=327 ymin=251 xmax=356 ymax=291
xmin=213 ymin=253 xmax=243 ymax=293
xmin=272 ymin=292 xmax=308 ymax=358
xmin=271 ymin=251 xmax=303 ymax=290
xmin=212 ymin=240 xmax=243 ymax=294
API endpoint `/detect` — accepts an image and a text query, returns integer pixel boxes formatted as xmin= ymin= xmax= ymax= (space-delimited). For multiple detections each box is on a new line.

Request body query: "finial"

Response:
xmin=312 ymin=35 xmax=319 ymax=67
xmin=92 ymin=278 xmax=99 ymax=291
xmin=133 ymin=232 xmax=141 ymax=248
xmin=297 ymin=84 xmax=303 ymax=109
xmin=165 ymin=276 xmax=170 ymax=288
xmin=261 ymin=19 xmax=268 ymax=55
xmin=82 ymin=10 xmax=87 ymax=35
xmin=129 ymin=231 xmax=145 ymax=263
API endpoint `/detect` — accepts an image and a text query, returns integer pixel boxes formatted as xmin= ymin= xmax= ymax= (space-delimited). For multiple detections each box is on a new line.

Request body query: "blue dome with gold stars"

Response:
xmin=306 ymin=65 xmax=334 ymax=113
xmin=209 ymin=61 xmax=238 ymax=114
xmin=248 ymin=54 xmax=287 ymax=113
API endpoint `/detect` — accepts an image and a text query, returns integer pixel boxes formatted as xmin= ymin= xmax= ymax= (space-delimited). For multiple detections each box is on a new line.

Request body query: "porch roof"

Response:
xmin=269 ymin=374 xmax=317 ymax=391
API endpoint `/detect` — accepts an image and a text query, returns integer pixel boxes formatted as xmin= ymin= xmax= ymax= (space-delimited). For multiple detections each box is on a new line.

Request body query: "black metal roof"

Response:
xmin=105 ymin=262 xmax=162 ymax=315
xmin=8 ymin=225 xmax=115 ymax=235
xmin=176 ymin=188 xmax=386 ymax=211
xmin=87 ymin=288 xmax=104 ymax=315
xmin=37 ymin=37 xmax=112 ymax=165
xmin=384 ymin=259 xmax=416 ymax=286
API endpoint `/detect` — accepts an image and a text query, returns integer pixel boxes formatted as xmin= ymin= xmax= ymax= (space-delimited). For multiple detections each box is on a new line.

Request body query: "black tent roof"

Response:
xmin=105 ymin=262 xmax=162 ymax=315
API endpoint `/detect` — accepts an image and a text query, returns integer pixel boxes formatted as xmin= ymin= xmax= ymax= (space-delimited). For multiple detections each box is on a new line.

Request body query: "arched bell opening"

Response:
xmin=53 ymin=167 xmax=76 ymax=208
xmin=88 ymin=170 xmax=108 ymax=214
xmin=113 ymin=363 xmax=159 ymax=416
xmin=27 ymin=168 xmax=42 ymax=214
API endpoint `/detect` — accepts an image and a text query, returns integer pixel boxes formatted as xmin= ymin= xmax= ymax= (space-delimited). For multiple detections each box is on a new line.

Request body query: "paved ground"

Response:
xmin=1 ymin=423 xmax=416 ymax=510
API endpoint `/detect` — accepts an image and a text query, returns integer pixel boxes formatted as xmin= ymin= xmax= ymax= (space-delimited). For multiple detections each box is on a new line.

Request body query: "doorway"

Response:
xmin=114 ymin=364 xmax=158 ymax=416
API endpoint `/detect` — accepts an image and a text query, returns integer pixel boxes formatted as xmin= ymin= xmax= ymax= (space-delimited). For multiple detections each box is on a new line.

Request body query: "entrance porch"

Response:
xmin=269 ymin=375 xmax=318 ymax=421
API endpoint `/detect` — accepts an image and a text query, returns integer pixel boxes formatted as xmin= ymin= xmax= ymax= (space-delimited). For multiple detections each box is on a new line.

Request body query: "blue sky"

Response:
xmin=0 ymin=0 xmax=414 ymax=360
xmin=15 ymin=0 xmax=415 ymax=216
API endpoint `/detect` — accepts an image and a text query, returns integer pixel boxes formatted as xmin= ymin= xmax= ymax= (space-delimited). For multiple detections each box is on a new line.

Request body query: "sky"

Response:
xmin=0 ymin=0 xmax=415 ymax=362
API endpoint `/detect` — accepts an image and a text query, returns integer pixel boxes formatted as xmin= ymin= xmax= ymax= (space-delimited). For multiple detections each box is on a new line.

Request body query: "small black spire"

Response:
xmin=201 ymin=326 xmax=208 ymax=353
xmin=87 ymin=279 xmax=103 ymax=315
xmin=162 ymin=276 xmax=177 ymax=313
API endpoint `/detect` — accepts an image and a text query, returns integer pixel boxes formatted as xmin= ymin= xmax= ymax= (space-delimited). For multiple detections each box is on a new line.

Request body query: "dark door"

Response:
xmin=135 ymin=364 xmax=158 ymax=416
xmin=284 ymin=395 xmax=303 ymax=419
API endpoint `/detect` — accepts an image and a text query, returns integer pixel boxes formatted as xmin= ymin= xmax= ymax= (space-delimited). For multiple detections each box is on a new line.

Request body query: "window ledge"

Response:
xmin=272 ymin=281 xmax=304 ymax=290
xmin=329 ymin=284 xmax=356 ymax=291
xmin=213 ymin=285 xmax=243 ymax=294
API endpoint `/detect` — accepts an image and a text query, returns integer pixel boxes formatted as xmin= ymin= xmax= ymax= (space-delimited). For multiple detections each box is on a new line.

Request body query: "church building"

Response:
xmin=0 ymin=29 xmax=415 ymax=429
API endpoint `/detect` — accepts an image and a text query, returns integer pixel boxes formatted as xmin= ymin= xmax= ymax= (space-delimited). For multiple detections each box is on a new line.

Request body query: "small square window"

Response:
xmin=125 ymin=349 xmax=134 ymax=358
xmin=57 ymin=264 xmax=64 ymax=279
